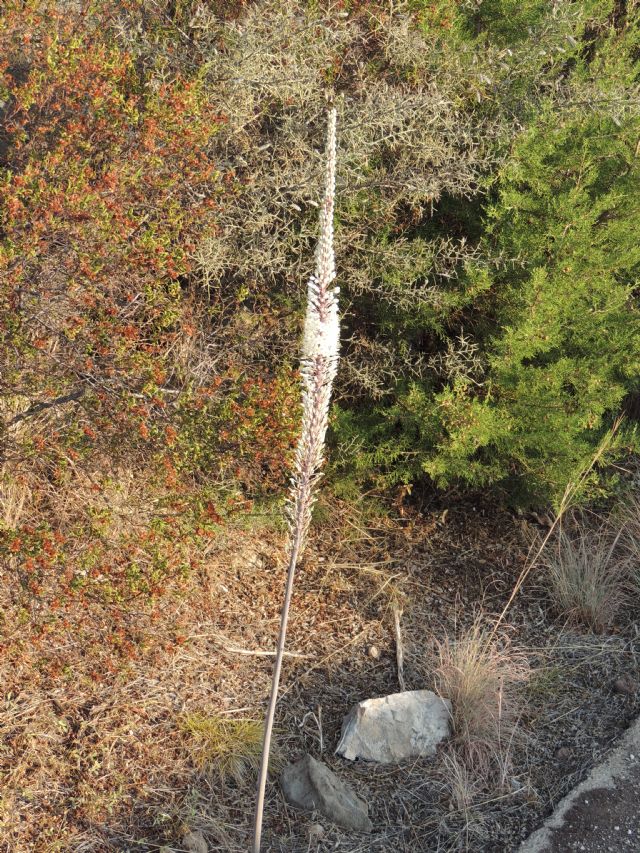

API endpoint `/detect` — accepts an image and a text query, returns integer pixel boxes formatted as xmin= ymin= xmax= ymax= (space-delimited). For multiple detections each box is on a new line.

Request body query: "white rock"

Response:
xmin=308 ymin=822 xmax=325 ymax=839
xmin=336 ymin=690 xmax=451 ymax=764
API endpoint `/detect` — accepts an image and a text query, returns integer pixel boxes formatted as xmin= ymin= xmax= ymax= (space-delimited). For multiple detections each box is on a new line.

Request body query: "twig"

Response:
xmin=5 ymin=387 xmax=86 ymax=429
xmin=317 ymin=704 xmax=323 ymax=753
xmin=298 ymin=707 xmax=324 ymax=753
xmin=221 ymin=646 xmax=309 ymax=659
xmin=393 ymin=603 xmax=405 ymax=691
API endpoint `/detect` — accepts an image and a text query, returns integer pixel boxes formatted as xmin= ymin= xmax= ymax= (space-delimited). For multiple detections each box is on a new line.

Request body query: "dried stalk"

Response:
xmin=489 ymin=415 xmax=623 ymax=642
xmin=393 ymin=603 xmax=405 ymax=691
xmin=252 ymin=108 xmax=339 ymax=853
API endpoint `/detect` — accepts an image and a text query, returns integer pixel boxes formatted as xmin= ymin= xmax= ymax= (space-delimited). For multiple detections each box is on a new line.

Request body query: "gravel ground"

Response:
xmin=254 ymin=500 xmax=640 ymax=852
xmin=518 ymin=715 xmax=640 ymax=852
xmin=3 ymin=497 xmax=639 ymax=851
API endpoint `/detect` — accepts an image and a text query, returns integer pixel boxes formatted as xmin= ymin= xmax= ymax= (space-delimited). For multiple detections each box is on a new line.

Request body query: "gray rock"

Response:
xmin=281 ymin=754 xmax=372 ymax=832
xmin=336 ymin=690 xmax=451 ymax=763
xmin=181 ymin=830 xmax=208 ymax=853
xmin=613 ymin=674 xmax=637 ymax=696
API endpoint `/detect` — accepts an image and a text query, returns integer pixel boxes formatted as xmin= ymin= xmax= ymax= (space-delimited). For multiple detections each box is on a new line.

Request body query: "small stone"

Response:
xmin=367 ymin=645 xmax=380 ymax=660
xmin=281 ymin=754 xmax=372 ymax=832
xmin=613 ymin=675 xmax=637 ymax=696
xmin=181 ymin=831 xmax=208 ymax=853
xmin=308 ymin=822 xmax=325 ymax=840
xmin=555 ymin=746 xmax=572 ymax=762
xmin=336 ymin=690 xmax=451 ymax=764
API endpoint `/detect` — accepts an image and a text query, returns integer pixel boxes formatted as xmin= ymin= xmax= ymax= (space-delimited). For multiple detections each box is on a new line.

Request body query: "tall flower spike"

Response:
xmin=252 ymin=108 xmax=339 ymax=853
xmin=292 ymin=107 xmax=339 ymax=549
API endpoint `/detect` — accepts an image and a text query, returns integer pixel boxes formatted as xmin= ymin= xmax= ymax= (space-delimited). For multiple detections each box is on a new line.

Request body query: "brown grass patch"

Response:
xmin=434 ymin=617 xmax=529 ymax=779
xmin=540 ymin=520 xmax=629 ymax=632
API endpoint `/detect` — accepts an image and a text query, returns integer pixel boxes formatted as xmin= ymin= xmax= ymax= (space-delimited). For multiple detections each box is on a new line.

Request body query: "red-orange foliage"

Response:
xmin=0 ymin=2 xmax=301 ymax=668
xmin=0 ymin=0 xmax=223 ymax=461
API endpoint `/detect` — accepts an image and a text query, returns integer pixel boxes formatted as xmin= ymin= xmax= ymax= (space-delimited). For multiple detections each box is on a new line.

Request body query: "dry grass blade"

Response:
xmin=617 ymin=492 xmax=640 ymax=597
xmin=441 ymin=747 xmax=482 ymax=813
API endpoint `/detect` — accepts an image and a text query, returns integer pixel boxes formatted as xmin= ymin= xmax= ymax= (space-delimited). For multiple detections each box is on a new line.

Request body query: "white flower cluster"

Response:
xmin=302 ymin=107 xmax=339 ymax=365
xmin=301 ymin=277 xmax=340 ymax=363
xmin=290 ymin=107 xmax=340 ymax=546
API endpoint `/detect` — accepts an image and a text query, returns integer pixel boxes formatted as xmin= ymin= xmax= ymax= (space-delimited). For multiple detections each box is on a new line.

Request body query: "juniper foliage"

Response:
xmin=331 ymin=3 xmax=640 ymax=506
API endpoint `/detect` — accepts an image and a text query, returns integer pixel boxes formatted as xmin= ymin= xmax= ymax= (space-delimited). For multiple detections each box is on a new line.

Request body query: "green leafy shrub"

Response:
xmin=0 ymin=0 xmax=223 ymax=463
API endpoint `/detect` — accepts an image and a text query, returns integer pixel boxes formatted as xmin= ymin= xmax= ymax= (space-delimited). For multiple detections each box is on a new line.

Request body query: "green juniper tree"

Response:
xmin=333 ymin=102 xmax=640 ymax=506
xmin=421 ymin=107 xmax=640 ymax=504
xmin=330 ymin=0 xmax=640 ymax=507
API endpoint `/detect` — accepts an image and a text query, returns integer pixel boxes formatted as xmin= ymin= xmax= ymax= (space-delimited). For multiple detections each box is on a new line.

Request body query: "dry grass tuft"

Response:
xmin=618 ymin=493 xmax=640 ymax=597
xmin=180 ymin=714 xmax=273 ymax=783
xmin=434 ymin=617 xmax=529 ymax=778
xmin=440 ymin=746 xmax=482 ymax=814
xmin=540 ymin=520 xmax=629 ymax=633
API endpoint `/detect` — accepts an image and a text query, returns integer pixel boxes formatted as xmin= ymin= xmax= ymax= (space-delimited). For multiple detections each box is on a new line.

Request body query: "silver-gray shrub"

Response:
xmin=113 ymin=1 xmax=627 ymax=404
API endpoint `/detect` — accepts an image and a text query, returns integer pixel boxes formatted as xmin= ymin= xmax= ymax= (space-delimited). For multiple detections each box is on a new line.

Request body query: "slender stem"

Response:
xmin=251 ymin=529 xmax=302 ymax=853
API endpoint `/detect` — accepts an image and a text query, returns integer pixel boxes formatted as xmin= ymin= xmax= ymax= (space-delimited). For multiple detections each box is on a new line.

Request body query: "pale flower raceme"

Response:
xmin=252 ymin=107 xmax=339 ymax=853
xmin=292 ymin=107 xmax=339 ymax=548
